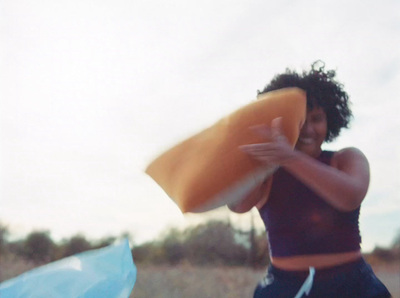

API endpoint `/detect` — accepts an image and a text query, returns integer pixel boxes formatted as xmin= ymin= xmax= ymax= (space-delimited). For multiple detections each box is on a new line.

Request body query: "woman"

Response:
xmin=231 ymin=62 xmax=391 ymax=297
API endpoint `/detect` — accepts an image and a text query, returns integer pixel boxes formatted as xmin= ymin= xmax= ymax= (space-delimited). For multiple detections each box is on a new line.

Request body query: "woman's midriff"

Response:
xmin=271 ymin=250 xmax=362 ymax=271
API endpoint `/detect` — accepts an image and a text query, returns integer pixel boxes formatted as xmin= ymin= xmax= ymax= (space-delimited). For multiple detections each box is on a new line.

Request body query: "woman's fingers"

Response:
xmin=239 ymin=143 xmax=273 ymax=152
xmin=239 ymin=143 xmax=279 ymax=160
xmin=271 ymin=117 xmax=285 ymax=141
xmin=249 ymin=118 xmax=286 ymax=142
xmin=249 ymin=124 xmax=272 ymax=139
xmin=239 ymin=144 xmax=279 ymax=165
xmin=240 ymin=118 xmax=293 ymax=166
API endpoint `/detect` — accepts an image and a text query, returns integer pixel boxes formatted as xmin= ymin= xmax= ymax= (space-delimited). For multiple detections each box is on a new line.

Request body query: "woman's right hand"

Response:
xmin=239 ymin=117 xmax=298 ymax=167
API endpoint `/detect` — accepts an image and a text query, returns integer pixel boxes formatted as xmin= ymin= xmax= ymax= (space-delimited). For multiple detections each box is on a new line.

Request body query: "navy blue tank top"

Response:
xmin=258 ymin=151 xmax=361 ymax=257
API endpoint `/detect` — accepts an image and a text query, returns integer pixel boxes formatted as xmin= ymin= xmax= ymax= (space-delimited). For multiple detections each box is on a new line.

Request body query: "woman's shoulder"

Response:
xmin=331 ymin=147 xmax=369 ymax=169
xmin=333 ymin=147 xmax=367 ymax=158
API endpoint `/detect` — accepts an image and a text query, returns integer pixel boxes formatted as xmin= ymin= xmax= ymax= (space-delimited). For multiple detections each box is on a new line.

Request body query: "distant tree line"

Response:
xmin=0 ymin=220 xmax=268 ymax=267
xmin=0 ymin=224 xmax=120 ymax=264
xmin=365 ymin=228 xmax=400 ymax=265
xmin=0 ymin=221 xmax=399 ymax=267
xmin=132 ymin=220 xmax=269 ymax=267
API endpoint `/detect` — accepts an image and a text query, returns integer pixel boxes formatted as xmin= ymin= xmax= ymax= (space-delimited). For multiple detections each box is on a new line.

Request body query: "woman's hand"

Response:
xmin=239 ymin=117 xmax=297 ymax=167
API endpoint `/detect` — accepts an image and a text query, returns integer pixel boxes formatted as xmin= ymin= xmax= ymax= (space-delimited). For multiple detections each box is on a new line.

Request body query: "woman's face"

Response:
xmin=295 ymin=106 xmax=328 ymax=157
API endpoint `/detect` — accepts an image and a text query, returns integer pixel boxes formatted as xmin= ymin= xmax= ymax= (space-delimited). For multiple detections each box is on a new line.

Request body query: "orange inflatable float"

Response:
xmin=146 ymin=88 xmax=306 ymax=213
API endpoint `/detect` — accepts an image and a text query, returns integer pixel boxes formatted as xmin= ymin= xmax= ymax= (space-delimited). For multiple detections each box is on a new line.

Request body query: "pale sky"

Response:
xmin=1 ymin=0 xmax=399 ymax=252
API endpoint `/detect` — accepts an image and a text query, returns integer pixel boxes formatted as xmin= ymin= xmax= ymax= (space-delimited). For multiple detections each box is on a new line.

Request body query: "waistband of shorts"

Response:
xmin=268 ymin=257 xmax=366 ymax=281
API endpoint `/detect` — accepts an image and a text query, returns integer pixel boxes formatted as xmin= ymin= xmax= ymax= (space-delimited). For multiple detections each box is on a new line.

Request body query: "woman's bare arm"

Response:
xmin=283 ymin=147 xmax=369 ymax=211
xmin=227 ymin=177 xmax=272 ymax=213
xmin=239 ymin=119 xmax=370 ymax=212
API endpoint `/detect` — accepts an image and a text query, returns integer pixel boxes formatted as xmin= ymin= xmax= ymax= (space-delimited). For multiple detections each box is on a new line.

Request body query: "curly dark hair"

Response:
xmin=258 ymin=61 xmax=353 ymax=142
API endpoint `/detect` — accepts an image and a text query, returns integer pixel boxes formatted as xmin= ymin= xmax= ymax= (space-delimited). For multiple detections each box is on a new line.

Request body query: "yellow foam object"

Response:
xmin=146 ymin=88 xmax=306 ymax=213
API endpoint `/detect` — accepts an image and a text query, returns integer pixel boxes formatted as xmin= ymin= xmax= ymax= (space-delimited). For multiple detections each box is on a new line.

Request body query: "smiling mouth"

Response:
xmin=298 ymin=137 xmax=314 ymax=145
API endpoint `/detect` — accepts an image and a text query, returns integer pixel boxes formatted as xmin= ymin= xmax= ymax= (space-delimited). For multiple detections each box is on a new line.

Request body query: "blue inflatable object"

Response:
xmin=0 ymin=239 xmax=136 ymax=298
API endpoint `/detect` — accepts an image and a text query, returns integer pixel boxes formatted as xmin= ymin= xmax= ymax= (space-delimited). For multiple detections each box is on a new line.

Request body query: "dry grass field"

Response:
xmin=131 ymin=263 xmax=399 ymax=298
xmin=1 ymin=256 xmax=399 ymax=297
xmin=0 ymin=254 xmax=37 ymax=282
xmin=131 ymin=264 xmax=259 ymax=298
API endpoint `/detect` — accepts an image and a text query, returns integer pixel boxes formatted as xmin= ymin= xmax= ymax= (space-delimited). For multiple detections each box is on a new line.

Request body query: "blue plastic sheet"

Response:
xmin=0 ymin=239 xmax=136 ymax=298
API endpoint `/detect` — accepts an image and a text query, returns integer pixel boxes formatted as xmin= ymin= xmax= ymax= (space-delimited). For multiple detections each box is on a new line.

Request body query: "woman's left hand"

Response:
xmin=239 ymin=117 xmax=297 ymax=166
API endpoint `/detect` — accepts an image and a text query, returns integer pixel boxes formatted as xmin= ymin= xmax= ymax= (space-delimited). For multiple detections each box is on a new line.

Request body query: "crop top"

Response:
xmin=258 ymin=151 xmax=361 ymax=257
